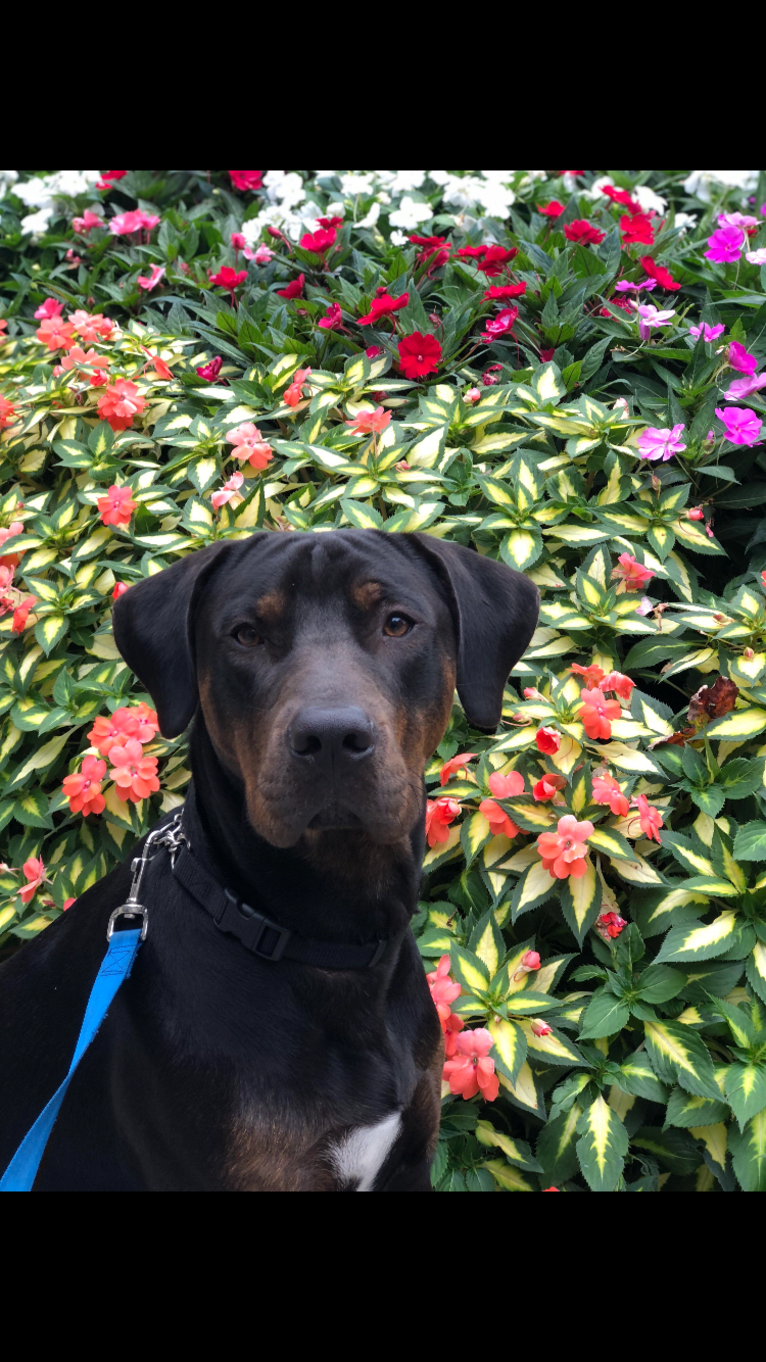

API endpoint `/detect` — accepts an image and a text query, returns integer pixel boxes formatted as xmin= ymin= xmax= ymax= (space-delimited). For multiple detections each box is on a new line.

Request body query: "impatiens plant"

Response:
xmin=3 ymin=167 xmax=766 ymax=1191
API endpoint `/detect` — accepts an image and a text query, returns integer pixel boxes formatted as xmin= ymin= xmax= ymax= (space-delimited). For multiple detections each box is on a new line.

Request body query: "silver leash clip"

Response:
xmin=106 ymin=810 xmax=188 ymax=941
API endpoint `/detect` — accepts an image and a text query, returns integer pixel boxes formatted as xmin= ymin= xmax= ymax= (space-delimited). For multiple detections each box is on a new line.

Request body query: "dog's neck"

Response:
xmin=185 ymin=721 xmax=424 ymax=944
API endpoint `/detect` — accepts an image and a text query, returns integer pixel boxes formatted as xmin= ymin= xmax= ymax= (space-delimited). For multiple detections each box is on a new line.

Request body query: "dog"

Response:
xmin=0 ymin=529 xmax=539 ymax=1190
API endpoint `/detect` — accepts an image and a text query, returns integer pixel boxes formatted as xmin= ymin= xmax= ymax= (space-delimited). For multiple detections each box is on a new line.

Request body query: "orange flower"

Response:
xmin=97 ymin=484 xmax=136 ymax=528
xmin=283 ymin=367 xmax=312 ymax=408
xmin=537 ymin=814 xmax=593 ymax=880
xmin=570 ymin=661 xmax=605 ymax=686
xmin=62 ymin=754 xmax=107 ymax=816
xmin=578 ymin=687 xmax=621 ymax=741
xmin=36 ymin=315 xmax=75 ymax=350
xmin=0 ymin=396 xmax=17 ymax=429
xmin=439 ymin=751 xmax=477 ymax=785
xmin=97 ymin=379 xmax=146 ymax=433
xmin=533 ymin=772 xmax=567 ymax=802
xmin=633 ymin=793 xmax=663 ymax=842
xmin=17 ymin=856 xmax=48 ymax=905
xmin=12 ymin=595 xmax=35 ymax=633
xmin=0 ymin=520 xmax=25 ymax=568
xmin=345 ymin=405 xmax=391 ymax=436
xmin=479 ymin=799 xmax=519 ymax=838
xmin=425 ymin=797 xmax=461 ymax=847
xmin=88 ymin=704 xmax=158 ymax=756
xmin=60 ymin=345 xmax=110 ymax=386
xmin=592 ymin=772 xmax=629 ymax=817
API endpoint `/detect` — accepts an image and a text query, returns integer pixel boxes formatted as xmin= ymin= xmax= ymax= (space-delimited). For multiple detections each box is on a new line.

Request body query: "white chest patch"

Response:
xmin=330 ymin=1111 xmax=402 ymax=1191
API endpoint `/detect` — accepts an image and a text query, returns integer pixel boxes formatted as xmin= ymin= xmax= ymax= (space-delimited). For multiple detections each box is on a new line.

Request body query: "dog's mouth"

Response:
xmin=307 ymin=805 xmax=364 ymax=831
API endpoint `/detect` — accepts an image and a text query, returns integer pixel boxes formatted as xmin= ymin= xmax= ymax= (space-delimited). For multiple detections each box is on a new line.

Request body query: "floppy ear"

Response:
xmin=112 ymin=541 xmax=235 ymax=738
xmin=410 ymin=534 xmax=540 ymax=732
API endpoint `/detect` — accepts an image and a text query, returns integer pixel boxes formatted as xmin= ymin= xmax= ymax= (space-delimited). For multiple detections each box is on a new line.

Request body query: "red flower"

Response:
xmin=397 ymin=332 xmax=442 ymax=380
xmin=209 ymin=266 xmax=248 ymax=290
xmin=537 ymin=814 xmax=593 ymax=880
xmin=531 ymin=1018 xmax=552 ymax=1038
xmin=476 ymin=245 xmax=518 ymax=277
xmin=109 ymin=738 xmax=161 ymax=803
xmin=97 ymin=379 xmax=145 ymax=433
xmin=0 ymin=397 xmax=17 ymax=429
xmin=318 ymin=301 xmax=343 ymax=331
xmin=18 ymin=857 xmax=47 ymax=906
xmin=578 ymin=688 xmax=621 ymax=741
xmin=12 ymin=596 xmax=35 ymax=633
xmin=0 ymin=520 xmax=24 ymax=566
xmin=425 ymin=797 xmax=461 ymax=847
xmin=277 ymin=274 xmax=305 ymax=300
xmin=601 ymin=184 xmax=642 ymax=214
xmin=456 ymin=245 xmax=488 ymax=259
xmin=196 ymin=356 xmax=223 ymax=381
xmin=597 ymin=911 xmax=627 ymax=941
xmin=97 ymin=484 xmax=137 ymax=529
xmin=539 ymin=347 xmax=555 ymax=362
xmin=112 ymin=582 xmax=129 ymax=600
xmin=358 ymin=291 xmax=409 ymax=326
xmin=300 ymin=228 xmax=337 ymax=255
xmin=570 ymin=661 xmax=605 ymax=687
xmin=365 ymin=345 xmax=384 ymax=358
xmin=283 ymin=368 xmax=312 ymax=409
xmin=483 ymin=283 xmax=526 ymax=302
xmin=72 ymin=210 xmax=104 ymax=234
xmin=687 ymin=506 xmax=704 ymax=521
xmin=592 ymin=773 xmax=629 ymax=818
xmin=62 ymin=754 xmax=107 ymax=817
xmin=482 ymin=307 xmax=518 ymax=342
xmin=563 ymin=220 xmax=606 ymax=246
xmin=443 ymin=1028 xmax=499 ymax=1102
xmin=63 ymin=898 xmax=76 ymax=911
xmin=143 ymin=350 xmax=173 ymax=380
xmin=533 ymin=772 xmax=567 ymax=802
xmin=96 ymin=170 xmax=127 ymax=191
xmin=229 ymin=171 xmax=263 ymax=192
xmin=34 ymin=297 xmax=64 ymax=320
xmin=439 ymin=751 xmax=478 ymax=785
xmin=633 ymin=793 xmax=663 ymax=842
xmin=599 ymin=670 xmax=635 ymax=703
xmin=317 ymin=216 xmax=344 ymax=229
xmin=639 ymin=256 xmax=681 ymax=291
xmin=410 ymin=234 xmax=450 ymax=271
xmin=535 ymin=727 xmax=561 ymax=755
xmin=620 ymin=213 xmax=655 ymax=246
xmin=538 ymin=201 xmax=565 ymax=217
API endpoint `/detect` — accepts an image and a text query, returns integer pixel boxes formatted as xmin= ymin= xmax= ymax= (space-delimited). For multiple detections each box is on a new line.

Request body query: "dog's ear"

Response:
xmin=410 ymin=534 xmax=540 ymax=732
xmin=112 ymin=541 xmax=235 ymax=738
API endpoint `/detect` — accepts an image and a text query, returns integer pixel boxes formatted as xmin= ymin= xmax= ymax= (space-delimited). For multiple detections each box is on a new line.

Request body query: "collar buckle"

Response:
xmin=216 ymin=889 xmax=292 ymax=961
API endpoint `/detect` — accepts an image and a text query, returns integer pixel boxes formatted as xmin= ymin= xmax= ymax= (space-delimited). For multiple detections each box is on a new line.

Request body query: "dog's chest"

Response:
xmin=226 ymin=1107 xmax=402 ymax=1192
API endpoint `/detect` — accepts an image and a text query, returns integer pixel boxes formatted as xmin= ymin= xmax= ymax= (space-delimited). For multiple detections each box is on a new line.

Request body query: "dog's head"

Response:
xmin=113 ymin=530 xmax=539 ymax=848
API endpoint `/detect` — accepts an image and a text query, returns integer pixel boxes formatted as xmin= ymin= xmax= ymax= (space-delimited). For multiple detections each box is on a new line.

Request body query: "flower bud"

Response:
xmin=513 ymin=948 xmax=541 ymax=982
xmin=531 ymin=1018 xmax=552 ymax=1037
xmin=744 ymin=647 xmax=755 ymax=659
xmin=465 ymin=388 xmax=481 ymax=403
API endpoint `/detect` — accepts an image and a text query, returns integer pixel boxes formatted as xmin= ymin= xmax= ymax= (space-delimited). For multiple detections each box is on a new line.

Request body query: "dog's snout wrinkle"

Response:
xmin=288 ymin=705 xmax=375 ymax=777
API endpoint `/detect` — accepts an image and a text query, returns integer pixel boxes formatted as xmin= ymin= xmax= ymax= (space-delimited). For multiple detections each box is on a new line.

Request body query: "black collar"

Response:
xmin=169 ymin=802 xmax=408 ymax=971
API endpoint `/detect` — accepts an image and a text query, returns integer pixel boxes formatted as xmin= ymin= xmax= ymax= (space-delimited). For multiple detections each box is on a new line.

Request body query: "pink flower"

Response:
xmin=229 ymin=171 xmax=263 ymax=192
xmin=96 ymin=170 xmax=127 ymax=191
xmin=636 ymin=596 xmax=654 ymax=616
xmin=60 ymin=345 xmax=110 ymax=386
xmin=425 ymin=797 xmax=461 ymax=847
xmin=728 ymin=341 xmax=758 ymax=375
xmin=69 ymin=310 xmax=114 ymax=343
xmin=465 ymin=387 xmax=481 ymax=403
xmin=231 ymin=232 xmax=246 ymax=250
xmin=536 ymin=727 xmax=561 ymax=755
xmin=718 ymin=212 xmax=759 ymax=232
xmin=538 ymin=201 xmax=565 ymax=217
xmin=600 ymin=670 xmax=634 ymax=703
xmin=536 ymin=814 xmax=594 ymax=880
xmin=110 ymin=210 xmax=160 ymax=236
xmin=488 ymin=770 xmax=525 ymax=800
xmin=72 ymin=210 xmax=103 ymax=234
xmin=724 ymin=373 xmax=766 ymax=401
xmin=578 ymin=688 xmax=621 ymax=741
xmin=365 ymin=345 xmax=384 ymax=358
xmin=427 ymin=955 xmax=461 ymax=1017
xmin=443 ymin=1028 xmax=499 ymax=1102
xmin=62 ymin=754 xmax=107 ymax=817
xmin=283 ymin=367 xmax=312 ymax=409
xmin=0 ymin=520 xmax=24 ymax=566
xmin=318 ymin=301 xmax=344 ymax=331
xmin=592 ymin=772 xmax=629 ymax=817
xmin=0 ymin=397 xmax=17 ymax=430
xmin=34 ymin=297 xmax=64 ymax=320
xmin=705 ymin=225 xmax=744 ymax=263
xmin=530 ymin=1018 xmax=552 ymax=1038
xmin=513 ymin=949 xmax=541 ymax=982
xmin=636 ymin=303 xmax=676 ymax=340
xmin=196 ymin=356 xmax=223 ymax=381
xmin=746 ymin=248 xmax=766 ymax=266
xmin=714 ymin=406 xmax=763 ymax=446
xmin=481 ymin=306 xmax=518 ymax=342
xmin=277 ymin=274 xmax=305 ymax=300
xmin=250 ymin=245 xmax=273 ymax=265
xmin=137 ymin=264 xmax=166 ymax=292
xmin=88 ymin=705 xmax=158 ymax=755
xmin=689 ymin=322 xmax=725 ymax=341
xmin=439 ymin=751 xmax=477 ymax=785
xmin=612 ymin=552 xmax=654 ymax=592
xmin=109 ymin=738 xmax=161 ymax=803
xmin=636 ymin=423 xmax=686 ymax=462
xmin=18 ymin=856 xmax=47 ymax=906
xmin=615 ymin=278 xmax=657 ymax=293
xmin=63 ymin=898 xmax=76 ymax=911
xmin=597 ymin=911 xmax=628 ymax=941
xmin=633 ymin=792 xmax=663 ymax=842
xmin=226 ymin=422 xmax=273 ymax=470
xmin=97 ymin=484 xmax=136 ymax=528
xmin=533 ymin=772 xmax=567 ymax=802
xmin=687 ymin=506 xmax=704 ymax=521
xmin=211 ymin=470 xmax=245 ymax=510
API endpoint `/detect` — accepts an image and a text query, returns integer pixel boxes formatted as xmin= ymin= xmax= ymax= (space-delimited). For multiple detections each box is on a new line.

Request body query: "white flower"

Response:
xmin=582 ymin=175 xmax=614 ymax=200
xmin=340 ymin=173 xmax=376 ymax=196
xmin=388 ymin=196 xmax=433 ymax=229
xmin=264 ymin=171 xmax=305 ymax=209
xmin=357 ymin=202 xmax=380 ymax=229
xmin=475 ymin=182 xmax=515 ymax=217
xmin=480 ymin=170 xmax=515 ymax=181
xmin=560 ymin=173 xmax=580 ymax=195
xmin=746 ymin=248 xmax=766 ymax=266
xmin=390 ymin=230 xmax=408 ymax=247
xmin=376 ymin=191 xmax=391 ymax=205
xmin=683 ymin=170 xmax=758 ymax=202
xmin=14 ymin=176 xmax=53 ymax=207
xmin=0 ymin=169 xmax=18 ymax=201
xmin=428 ymin=170 xmax=451 ymax=185
xmin=52 ymin=170 xmax=100 ymax=196
xmin=21 ymin=208 xmax=54 ymax=236
xmin=673 ymin=212 xmax=697 ymax=233
xmin=633 ymin=184 xmax=667 ymax=214
xmin=387 ymin=171 xmax=426 ymax=194
xmin=326 ymin=202 xmax=345 ymax=218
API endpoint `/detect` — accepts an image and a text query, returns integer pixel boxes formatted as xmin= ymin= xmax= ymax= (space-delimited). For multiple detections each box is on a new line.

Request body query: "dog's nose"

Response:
xmin=288 ymin=706 xmax=375 ymax=776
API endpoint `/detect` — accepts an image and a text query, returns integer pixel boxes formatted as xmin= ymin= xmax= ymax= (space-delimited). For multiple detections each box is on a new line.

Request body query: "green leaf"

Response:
xmin=579 ymin=988 xmax=630 ymax=1039
xmin=559 ymin=858 xmax=602 ymax=946
xmin=487 ymin=1016 xmax=527 ymax=1086
xmin=475 ymin=1120 xmax=542 ymax=1172
xmin=12 ymin=790 xmax=53 ymax=829
xmin=733 ymin=822 xmax=766 ymax=861
xmin=449 ymin=944 xmax=490 ymax=997
xmin=510 ymin=860 xmax=557 ymax=923
xmin=664 ymin=1087 xmax=729 ymax=1129
xmin=729 ymin=1110 xmax=766 ymax=1191
xmin=654 ymin=911 xmax=741 ymax=964
xmin=576 ymin=1094 xmax=628 ymax=1192
xmin=643 ymin=1019 xmax=722 ymax=1101
xmin=535 ymin=1105 xmax=581 ymax=1184
xmin=635 ymin=964 xmax=686 ymax=1003
xmin=724 ymin=1062 xmax=766 ymax=1131
xmin=616 ymin=1054 xmax=668 ymax=1103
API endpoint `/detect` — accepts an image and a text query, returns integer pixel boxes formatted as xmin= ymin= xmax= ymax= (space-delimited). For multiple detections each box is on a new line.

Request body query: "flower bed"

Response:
xmin=2 ymin=168 xmax=766 ymax=1192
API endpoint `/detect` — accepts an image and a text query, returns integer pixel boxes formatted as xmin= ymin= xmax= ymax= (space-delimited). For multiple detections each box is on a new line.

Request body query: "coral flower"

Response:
xmin=442 ymin=1012 xmax=465 ymax=1057
xmin=358 ymin=291 xmax=409 ymax=326
xmin=12 ymin=596 xmax=35 ymax=633
xmin=318 ymin=301 xmax=344 ymax=331
xmin=636 ymin=423 xmax=686 ymax=461
xmin=639 ymin=256 xmax=681 ymax=291
xmin=620 ymin=212 xmax=655 ymax=245
xmin=34 ymin=297 xmax=64 ymax=320
xmin=687 ymin=506 xmax=704 ymax=520
xmin=487 ymin=770 xmax=525 ymax=800
xmin=714 ymin=406 xmax=763 ymax=446
xmin=0 ymin=396 xmax=17 ymax=429
xmin=345 ymin=405 xmax=391 ymax=436
xmin=88 ymin=706 xmax=158 ymax=756
xmin=479 ymin=799 xmax=520 ymax=838
xmin=427 ymin=955 xmax=461 ymax=1016
xmin=283 ymin=367 xmax=312 ymax=409
xmin=226 ymin=421 xmax=274 ymax=469
xmin=18 ymin=856 xmax=47 ymax=906
xmin=137 ymin=264 xmax=166 ymax=292
xmin=578 ymin=687 xmax=621 ymax=741
xmin=600 ymin=671 xmax=634 ymax=702
xmin=142 ymin=349 xmax=173 ymax=380
xmin=398 ymin=332 xmax=442 ymax=380
xmin=536 ymin=727 xmax=561 ymax=755
xmin=570 ymin=661 xmax=605 ymax=686
xmin=705 ymin=225 xmax=744 ymax=263
xmin=483 ymin=283 xmax=527 ymax=301
xmin=62 ymin=754 xmax=107 ymax=817
xmin=276 ymin=274 xmax=305 ymax=300
xmin=109 ymin=738 xmax=161 ymax=803
xmin=97 ymin=484 xmax=137 ymax=528
xmin=533 ymin=772 xmax=567 ymax=802
xmin=538 ymin=201 xmax=565 ymax=217
xmin=69 ymin=310 xmax=114 ymax=343
xmin=60 ymin=346 xmax=110 ymax=386
xmin=300 ymin=227 xmax=337 ymax=255
xmin=211 ymin=471 xmax=245 ymax=510
xmin=36 ymin=315 xmax=75 ymax=351
xmin=612 ymin=552 xmax=654 ymax=592
xmin=537 ymin=814 xmax=594 ymax=880
xmin=229 ymin=171 xmax=263 ymax=192
xmin=443 ymin=1028 xmax=499 ymax=1102
xmin=597 ymin=911 xmax=628 ymax=940
xmin=425 ymin=797 xmax=461 ymax=847
xmin=0 ymin=520 xmax=24 ymax=566
xmin=728 ymin=341 xmax=758 ymax=375
xmin=476 ymin=245 xmax=518 ymax=276
xmin=439 ymin=752 xmax=477 ymax=785
xmin=592 ymin=772 xmax=629 ymax=817
xmin=633 ymin=793 xmax=663 ymax=842
xmin=563 ymin=220 xmax=605 ymax=245
xmin=98 ymin=379 xmax=145 ymax=433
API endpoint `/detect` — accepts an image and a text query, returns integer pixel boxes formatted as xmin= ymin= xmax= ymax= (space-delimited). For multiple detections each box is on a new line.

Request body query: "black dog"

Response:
xmin=0 ymin=530 xmax=538 ymax=1191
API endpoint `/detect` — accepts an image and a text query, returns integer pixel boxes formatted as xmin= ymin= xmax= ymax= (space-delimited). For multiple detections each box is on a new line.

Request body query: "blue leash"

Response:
xmin=0 ymin=813 xmax=186 ymax=1192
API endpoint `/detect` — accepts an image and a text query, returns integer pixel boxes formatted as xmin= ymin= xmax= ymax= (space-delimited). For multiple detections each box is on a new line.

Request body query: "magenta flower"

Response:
xmin=689 ymin=321 xmax=725 ymax=342
xmin=746 ymin=248 xmax=766 ymax=266
xmin=636 ymin=303 xmax=675 ymax=341
xmin=715 ymin=406 xmax=763 ymax=446
xmin=705 ymin=225 xmax=744 ymax=263
xmin=636 ymin=423 xmax=687 ymax=462
xmin=137 ymin=264 xmax=166 ymax=292
xmin=317 ymin=301 xmax=343 ymax=331
xmin=728 ymin=340 xmax=758 ymax=374
xmin=724 ymin=374 xmax=766 ymax=401
xmin=615 ymin=278 xmax=657 ymax=293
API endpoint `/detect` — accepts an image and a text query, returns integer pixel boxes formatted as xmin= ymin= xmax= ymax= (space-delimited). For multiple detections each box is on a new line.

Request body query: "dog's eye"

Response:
xmin=233 ymin=625 xmax=263 ymax=647
xmin=383 ymin=614 xmax=413 ymax=638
